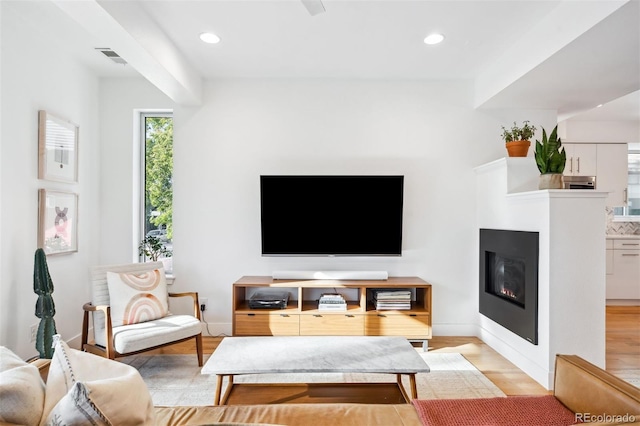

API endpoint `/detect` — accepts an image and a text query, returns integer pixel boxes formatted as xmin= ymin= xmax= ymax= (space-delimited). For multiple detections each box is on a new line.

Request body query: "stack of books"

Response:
xmin=318 ymin=293 xmax=347 ymax=311
xmin=372 ymin=289 xmax=412 ymax=310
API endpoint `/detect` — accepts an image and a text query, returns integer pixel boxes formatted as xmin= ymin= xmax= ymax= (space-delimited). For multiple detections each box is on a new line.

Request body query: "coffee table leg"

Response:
xmin=409 ymin=373 xmax=418 ymax=400
xmin=214 ymin=375 xmax=224 ymax=405
xmin=214 ymin=375 xmax=236 ymax=405
xmin=396 ymin=374 xmax=409 ymax=403
xmin=396 ymin=373 xmax=419 ymax=402
xmin=220 ymin=375 xmax=234 ymax=405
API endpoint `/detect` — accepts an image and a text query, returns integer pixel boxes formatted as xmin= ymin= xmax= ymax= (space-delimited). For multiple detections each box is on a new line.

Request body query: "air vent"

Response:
xmin=95 ymin=48 xmax=127 ymax=65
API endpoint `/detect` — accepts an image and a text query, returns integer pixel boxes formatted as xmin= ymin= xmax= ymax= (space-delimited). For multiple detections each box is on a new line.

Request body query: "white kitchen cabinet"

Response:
xmin=606 ymin=238 xmax=640 ymax=301
xmin=596 ymin=143 xmax=628 ymax=207
xmin=606 ymin=245 xmax=614 ymax=275
xmin=563 ymin=143 xmax=597 ymax=176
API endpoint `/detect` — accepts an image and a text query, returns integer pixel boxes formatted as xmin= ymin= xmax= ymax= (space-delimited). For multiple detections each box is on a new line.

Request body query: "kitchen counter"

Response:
xmin=606 ymin=235 xmax=640 ymax=239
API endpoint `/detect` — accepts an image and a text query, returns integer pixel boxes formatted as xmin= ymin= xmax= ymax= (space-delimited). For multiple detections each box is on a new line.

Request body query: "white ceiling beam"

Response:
xmin=474 ymin=0 xmax=629 ymax=110
xmin=50 ymin=0 xmax=202 ymax=106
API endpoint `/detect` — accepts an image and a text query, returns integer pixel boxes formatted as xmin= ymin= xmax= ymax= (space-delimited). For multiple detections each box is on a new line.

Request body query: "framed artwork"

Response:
xmin=38 ymin=110 xmax=79 ymax=183
xmin=38 ymin=189 xmax=78 ymax=255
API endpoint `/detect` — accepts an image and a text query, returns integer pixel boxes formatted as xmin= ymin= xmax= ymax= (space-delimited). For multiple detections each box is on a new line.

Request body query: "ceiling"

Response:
xmin=138 ymin=0 xmax=559 ymax=80
xmin=8 ymin=0 xmax=639 ymax=121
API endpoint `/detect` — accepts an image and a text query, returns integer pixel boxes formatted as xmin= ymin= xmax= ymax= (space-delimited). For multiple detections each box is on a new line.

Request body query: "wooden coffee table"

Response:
xmin=201 ymin=336 xmax=430 ymax=405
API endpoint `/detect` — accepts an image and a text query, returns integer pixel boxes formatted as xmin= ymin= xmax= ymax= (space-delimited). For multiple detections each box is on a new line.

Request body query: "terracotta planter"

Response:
xmin=505 ymin=140 xmax=531 ymax=157
xmin=538 ymin=173 xmax=564 ymax=190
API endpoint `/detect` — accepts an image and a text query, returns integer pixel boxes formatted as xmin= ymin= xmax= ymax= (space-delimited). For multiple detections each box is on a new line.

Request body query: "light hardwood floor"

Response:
xmin=159 ymin=306 xmax=639 ymax=397
xmin=606 ymin=306 xmax=640 ymax=379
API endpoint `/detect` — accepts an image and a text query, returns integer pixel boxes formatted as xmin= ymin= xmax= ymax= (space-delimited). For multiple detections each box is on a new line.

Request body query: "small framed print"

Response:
xmin=38 ymin=110 xmax=78 ymax=183
xmin=38 ymin=189 xmax=78 ymax=255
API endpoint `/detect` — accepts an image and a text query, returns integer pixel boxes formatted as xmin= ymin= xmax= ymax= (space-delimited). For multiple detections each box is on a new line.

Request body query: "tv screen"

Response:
xmin=260 ymin=175 xmax=404 ymax=256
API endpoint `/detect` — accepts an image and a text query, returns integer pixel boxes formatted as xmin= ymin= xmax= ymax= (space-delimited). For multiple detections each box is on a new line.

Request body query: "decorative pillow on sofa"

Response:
xmin=41 ymin=339 xmax=155 ymax=426
xmin=0 ymin=346 xmax=45 ymax=426
xmin=106 ymin=268 xmax=169 ymax=327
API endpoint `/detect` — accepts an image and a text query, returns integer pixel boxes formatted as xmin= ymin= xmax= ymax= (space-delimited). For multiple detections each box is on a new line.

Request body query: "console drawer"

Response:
xmin=365 ymin=313 xmax=431 ymax=339
xmin=234 ymin=313 xmax=299 ymax=336
xmin=299 ymin=313 xmax=364 ymax=336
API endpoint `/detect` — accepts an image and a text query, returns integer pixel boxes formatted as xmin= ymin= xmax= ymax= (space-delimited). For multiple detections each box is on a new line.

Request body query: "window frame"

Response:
xmin=613 ymin=143 xmax=640 ymax=222
xmin=138 ymin=111 xmax=174 ymax=262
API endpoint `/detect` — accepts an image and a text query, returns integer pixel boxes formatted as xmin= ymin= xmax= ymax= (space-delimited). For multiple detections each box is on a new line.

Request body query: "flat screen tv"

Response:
xmin=260 ymin=175 xmax=404 ymax=256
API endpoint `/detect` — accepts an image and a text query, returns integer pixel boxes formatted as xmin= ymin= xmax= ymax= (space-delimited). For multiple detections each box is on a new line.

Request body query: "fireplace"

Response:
xmin=479 ymin=229 xmax=539 ymax=344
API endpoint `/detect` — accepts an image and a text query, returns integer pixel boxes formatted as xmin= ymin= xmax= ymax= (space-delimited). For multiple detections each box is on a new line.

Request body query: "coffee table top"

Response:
xmin=202 ymin=336 xmax=430 ymax=375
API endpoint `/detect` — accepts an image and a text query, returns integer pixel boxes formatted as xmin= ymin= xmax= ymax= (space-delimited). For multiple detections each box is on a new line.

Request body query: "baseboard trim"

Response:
xmin=432 ymin=323 xmax=479 ymax=336
xmin=606 ymin=299 xmax=640 ymax=306
xmin=66 ymin=332 xmax=84 ymax=350
xmin=477 ymin=326 xmax=552 ymax=390
xmin=201 ymin=322 xmax=232 ymax=337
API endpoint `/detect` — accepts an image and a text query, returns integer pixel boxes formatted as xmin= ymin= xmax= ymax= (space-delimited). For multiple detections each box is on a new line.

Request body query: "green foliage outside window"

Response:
xmin=145 ymin=117 xmax=173 ymax=240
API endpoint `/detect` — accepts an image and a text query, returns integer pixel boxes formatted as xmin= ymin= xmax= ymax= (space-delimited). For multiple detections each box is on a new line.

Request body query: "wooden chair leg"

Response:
xmin=81 ymin=310 xmax=90 ymax=349
xmin=196 ymin=333 xmax=203 ymax=367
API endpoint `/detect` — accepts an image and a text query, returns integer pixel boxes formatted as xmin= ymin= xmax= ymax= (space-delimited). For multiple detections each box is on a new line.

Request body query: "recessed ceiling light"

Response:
xmin=596 ymin=104 xmax=604 ymax=108
xmin=424 ymin=33 xmax=445 ymax=45
xmin=200 ymin=32 xmax=221 ymax=44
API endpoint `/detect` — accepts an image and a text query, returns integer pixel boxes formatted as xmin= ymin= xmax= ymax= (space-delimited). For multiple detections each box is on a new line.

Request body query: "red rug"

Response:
xmin=412 ymin=395 xmax=581 ymax=426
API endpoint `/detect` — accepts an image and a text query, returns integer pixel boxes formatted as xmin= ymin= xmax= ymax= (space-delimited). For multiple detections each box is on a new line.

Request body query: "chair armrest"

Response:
xmin=81 ymin=302 xmax=114 ymax=358
xmin=28 ymin=358 xmax=51 ymax=383
xmin=83 ymin=302 xmax=110 ymax=313
xmin=168 ymin=292 xmax=201 ymax=320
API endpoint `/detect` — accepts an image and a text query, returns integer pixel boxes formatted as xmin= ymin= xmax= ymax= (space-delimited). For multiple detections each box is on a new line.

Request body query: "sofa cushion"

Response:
xmin=153 ymin=404 xmax=422 ymax=426
xmin=412 ymin=395 xmax=579 ymax=426
xmin=41 ymin=339 xmax=155 ymax=425
xmin=0 ymin=346 xmax=45 ymax=426
xmin=107 ymin=268 xmax=169 ymax=327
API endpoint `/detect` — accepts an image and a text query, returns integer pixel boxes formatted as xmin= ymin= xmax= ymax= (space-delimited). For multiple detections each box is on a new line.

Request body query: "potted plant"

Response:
xmin=501 ymin=120 xmax=537 ymax=157
xmin=138 ymin=235 xmax=173 ymax=261
xmin=33 ymin=248 xmax=56 ymax=359
xmin=534 ymin=125 xmax=566 ymax=189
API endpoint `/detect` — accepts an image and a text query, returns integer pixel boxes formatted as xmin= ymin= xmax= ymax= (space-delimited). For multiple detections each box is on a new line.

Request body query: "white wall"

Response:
xmin=98 ymin=78 xmax=174 ymax=265
xmin=0 ymin=0 xmax=4 ymax=350
xmin=160 ymin=80 xmax=554 ymax=336
xmin=0 ymin=2 xmax=101 ymax=358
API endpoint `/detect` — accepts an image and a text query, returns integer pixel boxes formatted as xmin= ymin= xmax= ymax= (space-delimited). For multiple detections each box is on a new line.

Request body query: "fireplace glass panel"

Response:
xmin=486 ymin=252 xmax=525 ymax=307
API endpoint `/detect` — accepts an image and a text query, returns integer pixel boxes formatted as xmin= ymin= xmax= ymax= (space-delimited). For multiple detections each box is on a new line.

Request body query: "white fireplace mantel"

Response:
xmin=475 ymin=157 xmax=607 ymax=389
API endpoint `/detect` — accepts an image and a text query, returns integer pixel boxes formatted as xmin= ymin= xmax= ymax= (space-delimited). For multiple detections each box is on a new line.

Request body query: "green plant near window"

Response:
xmin=501 ymin=120 xmax=537 ymax=142
xmin=534 ymin=125 xmax=566 ymax=174
xmin=139 ymin=235 xmax=173 ymax=261
xmin=33 ymin=248 xmax=57 ymax=359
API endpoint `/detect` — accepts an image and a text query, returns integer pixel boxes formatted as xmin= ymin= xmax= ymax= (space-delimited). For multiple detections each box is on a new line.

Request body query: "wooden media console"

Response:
xmin=232 ymin=276 xmax=432 ymax=348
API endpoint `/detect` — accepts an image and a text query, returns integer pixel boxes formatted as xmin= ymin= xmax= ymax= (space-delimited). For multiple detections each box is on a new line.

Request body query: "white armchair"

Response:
xmin=81 ymin=262 xmax=203 ymax=366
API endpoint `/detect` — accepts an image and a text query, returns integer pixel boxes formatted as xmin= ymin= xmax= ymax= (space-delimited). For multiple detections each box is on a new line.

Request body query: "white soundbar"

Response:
xmin=272 ymin=270 xmax=389 ymax=280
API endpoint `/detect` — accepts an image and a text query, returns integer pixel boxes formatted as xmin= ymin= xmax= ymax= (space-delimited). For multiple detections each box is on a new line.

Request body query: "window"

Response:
xmin=613 ymin=143 xmax=640 ymax=219
xmin=140 ymin=112 xmax=173 ymax=265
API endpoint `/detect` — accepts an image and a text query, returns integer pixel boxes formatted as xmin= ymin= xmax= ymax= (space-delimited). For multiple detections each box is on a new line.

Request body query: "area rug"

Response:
xmin=121 ymin=351 xmax=506 ymax=406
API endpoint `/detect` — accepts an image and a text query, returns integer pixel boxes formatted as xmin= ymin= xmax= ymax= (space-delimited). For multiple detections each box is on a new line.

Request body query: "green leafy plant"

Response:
xmin=501 ymin=120 xmax=537 ymax=142
xmin=534 ymin=125 xmax=566 ymax=174
xmin=138 ymin=235 xmax=173 ymax=261
xmin=145 ymin=117 xmax=173 ymax=240
xmin=33 ymin=248 xmax=56 ymax=359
